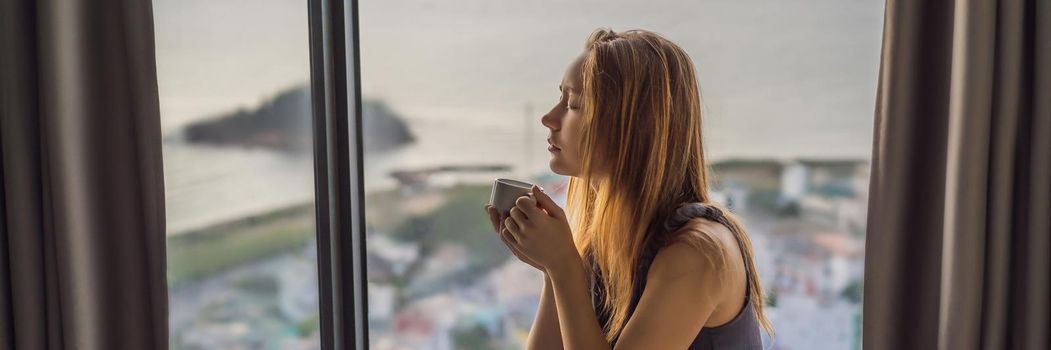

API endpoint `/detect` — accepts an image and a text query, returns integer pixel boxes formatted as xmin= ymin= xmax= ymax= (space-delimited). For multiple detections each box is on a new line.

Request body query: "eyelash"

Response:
xmin=558 ymin=93 xmax=579 ymax=110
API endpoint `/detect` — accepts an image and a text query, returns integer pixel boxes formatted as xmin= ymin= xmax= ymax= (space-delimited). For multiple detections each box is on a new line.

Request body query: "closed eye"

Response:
xmin=558 ymin=85 xmax=579 ymax=109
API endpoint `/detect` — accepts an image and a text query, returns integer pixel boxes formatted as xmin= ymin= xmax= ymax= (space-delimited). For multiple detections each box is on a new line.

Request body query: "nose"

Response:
xmin=541 ymin=104 xmax=561 ymax=130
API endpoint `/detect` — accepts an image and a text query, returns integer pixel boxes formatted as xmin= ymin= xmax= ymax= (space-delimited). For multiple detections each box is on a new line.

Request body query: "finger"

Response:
xmin=504 ymin=217 xmax=523 ymax=241
xmin=509 ymin=206 xmax=529 ymax=226
xmin=515 ymin=195 xmax=541 ymax=217
xmin=500 ymin=231 xmax=532 ymax=266
xmin=515 ymin=195 xmax=539 ymax=215
xmin=485 ymin=205 xmax=501 ymax=232
xmin=502 ymin=226 xmax=524 ymax=251
xmin=500 ymin=226 xmax=518 ymax=245
xmin=531 ymin=185 xmax=564 ymax=219
xmin=498 ymin=212 xmax=509 ymax=232
xmin=500 ymin=227 xmax=522 ymax=259
xmin=490 ymin=205 xmax=505 ymax=231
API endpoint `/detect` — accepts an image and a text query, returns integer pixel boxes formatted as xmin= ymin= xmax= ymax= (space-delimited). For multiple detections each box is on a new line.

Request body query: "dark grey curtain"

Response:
xmin=865 ymin=0 xmax=1050 ymax=349
xmin=0 ymin=0 xmax=169 ymax=349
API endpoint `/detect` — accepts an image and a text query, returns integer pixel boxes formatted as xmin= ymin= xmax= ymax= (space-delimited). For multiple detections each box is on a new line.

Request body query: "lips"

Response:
xmin=547 ymin=138 xmax=562 ymax=151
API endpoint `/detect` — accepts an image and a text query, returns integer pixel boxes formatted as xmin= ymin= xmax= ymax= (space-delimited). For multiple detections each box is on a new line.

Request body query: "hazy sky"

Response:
xmin=153 ymin=0 xmax=884 ymax=159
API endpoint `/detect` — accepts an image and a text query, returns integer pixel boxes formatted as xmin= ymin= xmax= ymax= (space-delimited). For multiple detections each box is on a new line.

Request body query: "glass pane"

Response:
xmin=360 ymin=1 xmax=882 ymax=349
xmin=153 ymin=0 xmax=319 ymax=348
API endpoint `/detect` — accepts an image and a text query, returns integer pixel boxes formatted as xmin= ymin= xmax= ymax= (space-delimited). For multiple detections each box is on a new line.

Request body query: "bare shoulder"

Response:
xmin=648 ymin=217 xmax=738 ymax=288
xmin=615 ymin=220 xmax=741 ymax=348
xmin=637 ymin=216 xmax=750 ymax=331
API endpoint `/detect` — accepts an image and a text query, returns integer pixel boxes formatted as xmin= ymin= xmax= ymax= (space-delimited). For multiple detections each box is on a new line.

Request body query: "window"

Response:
xmin=152 ymin=0 xmax=882 ymax=348
xmin=359 ymin=1 xmax=883 ymax=350
xmin=153 ymin=0 xmax=320 ymax=348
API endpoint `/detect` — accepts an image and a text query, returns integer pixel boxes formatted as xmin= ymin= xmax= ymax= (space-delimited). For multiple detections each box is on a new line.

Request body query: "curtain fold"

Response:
xmin=0 ymin=0 xmax=169 ymax=349
xmin=865 ymin=0 xmax=1050 ymax=349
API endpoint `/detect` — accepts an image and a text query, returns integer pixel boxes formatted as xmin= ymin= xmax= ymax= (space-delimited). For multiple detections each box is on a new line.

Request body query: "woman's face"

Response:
xmin=542 ymin=51 xmax=588 ymax=177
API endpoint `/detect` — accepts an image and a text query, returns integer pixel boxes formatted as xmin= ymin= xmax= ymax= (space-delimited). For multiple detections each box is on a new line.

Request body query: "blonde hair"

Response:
xmin=565 ymin=28 xmax=773 ymax=341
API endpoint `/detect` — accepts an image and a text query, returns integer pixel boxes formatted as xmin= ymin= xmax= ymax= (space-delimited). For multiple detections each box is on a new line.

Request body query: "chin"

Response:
xmin=549 ymin=164 xmax=565 ymax=176
xmin=549 ymin=161 xmax=580 ymax=177
xmin=549 ymin=159 xmax=569 ymax=176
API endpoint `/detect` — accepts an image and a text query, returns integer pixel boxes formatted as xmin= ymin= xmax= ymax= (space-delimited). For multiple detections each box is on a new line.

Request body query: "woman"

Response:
xmin=483 ymin=28 xmax=772 ymax=349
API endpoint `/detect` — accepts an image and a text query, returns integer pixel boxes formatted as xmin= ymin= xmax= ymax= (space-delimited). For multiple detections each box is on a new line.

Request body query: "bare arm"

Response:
xmin=547 ymin=241 xmax=725 ymax=350
xmin=547 ymin=258 xmax=611 ymax=350
xmin=526 ymin=277 xmax=564 ymax=350
xmin=484 ymin=203 xmax=564 ymax=349
xmin=495 ymin=190 xmax=727 ymax=349
xmin=612 ymin=242 xmax=724 ymax=349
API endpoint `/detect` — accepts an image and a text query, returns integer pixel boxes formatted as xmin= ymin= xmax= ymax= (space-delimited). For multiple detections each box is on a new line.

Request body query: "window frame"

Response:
xmin=307 ymin=0 xmax=369 ymax=348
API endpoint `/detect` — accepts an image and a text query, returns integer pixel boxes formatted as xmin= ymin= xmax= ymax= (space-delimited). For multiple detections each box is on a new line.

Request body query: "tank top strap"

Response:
xmin=592 ymin=202 xmax=759 ymax=346
xmin=660 ymin=202 xmax=753 ymax=296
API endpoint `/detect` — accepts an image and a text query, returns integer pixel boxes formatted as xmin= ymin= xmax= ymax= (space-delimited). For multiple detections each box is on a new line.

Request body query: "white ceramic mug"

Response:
xmin=490 ymin=178 xmax=534 ymax=215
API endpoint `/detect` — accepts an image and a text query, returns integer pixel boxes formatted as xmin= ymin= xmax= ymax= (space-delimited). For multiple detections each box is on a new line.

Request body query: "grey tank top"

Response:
xmin=588 ymin=202 xmax=764 ymax=349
